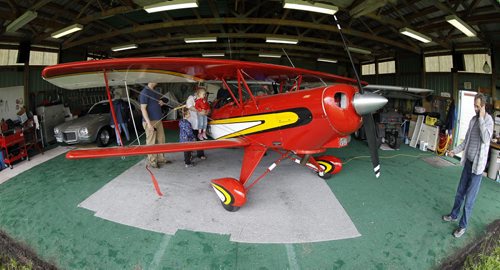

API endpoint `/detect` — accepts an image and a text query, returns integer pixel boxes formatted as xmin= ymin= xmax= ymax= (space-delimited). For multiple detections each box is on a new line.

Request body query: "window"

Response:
xmin=362 ymin=63 xmax=375 ymax=75
xmin=0 ymin=49 xmax=58 ymax=66
xmin=378 ymin=60 xmax=395 ymax=74
xmin=29 ymin=51 xmax=58 ymax=65
xmin=425 ymin=55 xmax=452 ymax=72
xmin=464 ymin=54 xmax=492 ymax=74
xmin=0 ymin=49 xmax=22 ymax=65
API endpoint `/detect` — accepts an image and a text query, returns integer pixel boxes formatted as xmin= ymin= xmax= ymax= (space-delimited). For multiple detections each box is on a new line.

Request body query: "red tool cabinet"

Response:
xmin=0 ymin=131 xmax=28 ymax=169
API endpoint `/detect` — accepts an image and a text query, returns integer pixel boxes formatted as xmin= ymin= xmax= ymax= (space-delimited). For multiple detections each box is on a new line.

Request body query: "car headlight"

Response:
xmin=54 ymin=127 xmax=61 ymax=135
xmin=79 ymin=127 xmax=89 ymax=136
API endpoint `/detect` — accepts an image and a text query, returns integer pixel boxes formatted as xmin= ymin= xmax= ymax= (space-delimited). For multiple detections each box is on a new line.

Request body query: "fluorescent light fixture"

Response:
xmin=202 ymin=53 xmax=225 ymax=57
xmin=51 ymin=23 xmax=84 ymax=38
xmin=317 ymin=58 xmax=337 ymax=63
xmin=6 ymin=10 xmax=38 ymax=33
xmin=266 ymin=37 xmax=299 ymax=45
xmin=347 ymin=46 xmax=371 ymax=55
xmin=111 ymin=44 xmax=138 ymax=52
xmin=283 ymin=0 xmax=338 ymax=15
xmin=144 ymin=0 xmax=198 ymax=13
xmin=399 ymin=27 xmax=432 ymax=43
xmin=259 ymin=53 xmax=281 ymax=58
xmin=184 ymin=37 xmax=217 ymax=43
xmin=445 ymin=15 xmax=477 ymax=37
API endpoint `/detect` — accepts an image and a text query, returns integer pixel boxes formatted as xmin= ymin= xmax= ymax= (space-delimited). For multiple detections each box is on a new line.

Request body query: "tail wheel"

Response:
xmin=220 ymin=202 xmax=240 ymax=212
xmin=211 ymin=178 xmax=246 ymax=212
xmin=316 ymin=160 xmax=334 ymax=179
xmin=315 ymin=156 xmax=343 ymax=179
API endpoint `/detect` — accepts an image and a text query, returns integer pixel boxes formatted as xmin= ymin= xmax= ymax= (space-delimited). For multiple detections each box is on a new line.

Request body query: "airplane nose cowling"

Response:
xmin=352 ymin=92 xmax=388 ymax=115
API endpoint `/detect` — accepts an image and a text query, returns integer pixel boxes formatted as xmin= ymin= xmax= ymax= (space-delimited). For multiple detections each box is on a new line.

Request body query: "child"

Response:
xmin=194 ymin=87 xmax=210 ymax=140
xmin=179 ymin=108 xmax=196 ymax=167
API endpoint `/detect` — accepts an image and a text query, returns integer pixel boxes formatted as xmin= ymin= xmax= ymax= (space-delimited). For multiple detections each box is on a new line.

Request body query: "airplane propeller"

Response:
xmin=333 ymin=14 xmax=385 ymax=178
xmin=352 ymin=92 xmax=386 ymax=177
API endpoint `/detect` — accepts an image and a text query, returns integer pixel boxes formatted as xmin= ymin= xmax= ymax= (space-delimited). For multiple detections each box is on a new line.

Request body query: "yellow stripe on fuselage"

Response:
xmin=210 ymin=111 xmax=299 ymax=139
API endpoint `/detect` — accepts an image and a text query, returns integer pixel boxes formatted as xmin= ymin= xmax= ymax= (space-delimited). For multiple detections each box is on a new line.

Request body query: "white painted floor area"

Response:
xmin=0 ymin=146 xmax=70 ymax=185
xmin=79 ymin=149 xmax=361 ymax=244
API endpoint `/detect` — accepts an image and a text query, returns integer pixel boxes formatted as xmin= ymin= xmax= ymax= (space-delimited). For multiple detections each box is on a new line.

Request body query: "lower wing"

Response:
xmin=66 ymin=138 xmax=249 ymax=159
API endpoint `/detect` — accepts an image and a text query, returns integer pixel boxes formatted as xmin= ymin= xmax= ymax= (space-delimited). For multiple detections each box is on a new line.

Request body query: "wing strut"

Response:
xmin=221 ymin=78 xmax=241 ymax=108
xmin=104 ymin=69 xmax=123 ymax=146
xmin=237 ymin=69 xmax=258 ymax=109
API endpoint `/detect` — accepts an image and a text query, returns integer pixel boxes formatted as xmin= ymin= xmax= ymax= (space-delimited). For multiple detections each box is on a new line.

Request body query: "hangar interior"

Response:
xmin=0 ymin=0 xmax=499 ymax=269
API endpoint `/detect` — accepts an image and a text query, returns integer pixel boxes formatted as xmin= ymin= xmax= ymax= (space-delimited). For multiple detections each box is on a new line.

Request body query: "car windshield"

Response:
xmin=88 ymin=103 xmax=110 ymax=114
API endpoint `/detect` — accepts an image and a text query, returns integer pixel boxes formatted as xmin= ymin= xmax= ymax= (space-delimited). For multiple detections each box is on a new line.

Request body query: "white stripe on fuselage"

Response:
xmin=209 ymin=121 xmax=262 ymax=139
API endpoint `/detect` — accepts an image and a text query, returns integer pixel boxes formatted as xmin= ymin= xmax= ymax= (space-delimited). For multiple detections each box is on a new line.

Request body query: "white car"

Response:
xmin=54 ymin=99 xmax=141 ymax=146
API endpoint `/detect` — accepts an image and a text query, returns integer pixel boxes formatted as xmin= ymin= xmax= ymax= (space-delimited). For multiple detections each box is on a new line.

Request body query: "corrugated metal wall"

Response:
xmin=398 ymin=56 xmax=422 ymax=73
xmin=425 ymin=73 xmax=453 ymax=95
xmin=362 ymin=73 xmax=421 ymax=88
xmin=457 ymin=73 xmax=492 ymax=93
xmin=29 ymin=67 xmax=57 ymax=92
xmin=0 ymin=68 xmax=24 ymax=87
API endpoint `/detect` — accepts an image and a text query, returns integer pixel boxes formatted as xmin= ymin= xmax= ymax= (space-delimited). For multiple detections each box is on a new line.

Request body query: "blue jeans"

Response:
xmin=197 ymin=115 xmax=207 ymax=130
xmin=449 ymin=159 xmax=483 ymax=229
xmin=112 ymin=123 xmax=130 ymax=146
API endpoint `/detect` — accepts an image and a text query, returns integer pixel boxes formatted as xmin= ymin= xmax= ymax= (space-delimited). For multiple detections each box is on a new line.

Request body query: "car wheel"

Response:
xmin=96 ymin=127 xmax=112 ymax=147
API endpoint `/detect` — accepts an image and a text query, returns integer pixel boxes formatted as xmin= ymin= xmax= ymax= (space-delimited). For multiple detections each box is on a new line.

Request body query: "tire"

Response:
xmin=96 ymin=127 xmax=112 ymax=147
xmin=387 ymin=133 xmax=397 ymax=149
xmin=221 ymin=201 xmax=240 ymax=212
xmin=318 ymin=171 xmax=332 ymax=180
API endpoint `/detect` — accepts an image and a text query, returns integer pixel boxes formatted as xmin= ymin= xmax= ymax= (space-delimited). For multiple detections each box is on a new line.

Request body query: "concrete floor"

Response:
xmin=0 ymin=133 xmax=499 ymax=269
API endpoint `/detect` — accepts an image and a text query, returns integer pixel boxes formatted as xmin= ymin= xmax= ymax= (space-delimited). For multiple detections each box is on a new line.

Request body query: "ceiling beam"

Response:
xmin=114 ymin=42 xmax=353 ymax=60
xmin=32 ymin=5 xmax=137 ymax=43
xmin=31 ymin=0 xmax=54 ymax=11
xmin=110 ymin=32 xmax=349 ymax=52
xmin=62 ymin=17 xmax=420 ymax=53
xmin=6 ymin=0 xmax=18 ymax=13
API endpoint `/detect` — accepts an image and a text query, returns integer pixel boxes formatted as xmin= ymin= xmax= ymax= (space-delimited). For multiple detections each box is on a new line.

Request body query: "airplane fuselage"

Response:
xmin=209 ymin=84 xmax=362 ymax=154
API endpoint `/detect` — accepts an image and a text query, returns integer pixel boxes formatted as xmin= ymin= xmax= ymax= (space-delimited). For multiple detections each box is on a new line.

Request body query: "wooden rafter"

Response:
xmin=62 ymin=17 xmax=420 ymax=53
xmin=111 ymin=33 xmax=365 ymax=58
xmin=207 ymin=0 xmax=225 ymax=33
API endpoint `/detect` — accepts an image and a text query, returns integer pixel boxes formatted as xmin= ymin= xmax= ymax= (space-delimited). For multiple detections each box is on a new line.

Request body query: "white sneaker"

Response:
xmin=442 ymin=215 xmax=458 ymax=222
xmin=453 ymin=227 xmax=466 ymax=238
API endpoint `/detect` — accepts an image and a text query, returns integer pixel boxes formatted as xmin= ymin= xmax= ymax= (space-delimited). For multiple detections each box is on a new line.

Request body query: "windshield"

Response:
xmin=88 ymin=102 xmax=110 ymax=114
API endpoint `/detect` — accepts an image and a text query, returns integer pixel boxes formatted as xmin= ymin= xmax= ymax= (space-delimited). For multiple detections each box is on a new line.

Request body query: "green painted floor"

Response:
xmin=0 ymin=134 xmax=499 ymax=269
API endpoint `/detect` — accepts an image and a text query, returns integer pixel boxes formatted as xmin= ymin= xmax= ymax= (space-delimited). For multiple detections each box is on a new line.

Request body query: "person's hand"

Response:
xmin=158 ymin=100 xmax=165 ymax=106
xmin=146 ymin=122 xmax=154 ymax=131
xmin=447 ymin=151 xmax=455 ymax=157
xmin=479 ymin=105 xmax=486 ymax=118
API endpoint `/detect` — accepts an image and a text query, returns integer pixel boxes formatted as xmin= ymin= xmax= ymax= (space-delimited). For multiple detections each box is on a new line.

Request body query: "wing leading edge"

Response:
xmin=66 ymin=138 xmax=249 ymax=159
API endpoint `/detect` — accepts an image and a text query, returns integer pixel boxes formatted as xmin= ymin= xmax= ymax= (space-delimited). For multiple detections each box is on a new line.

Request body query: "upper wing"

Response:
xmin=66 ymin=138 xmax=249 ymax=159
xmin=42 ymin=57 xmax=363 ymax=90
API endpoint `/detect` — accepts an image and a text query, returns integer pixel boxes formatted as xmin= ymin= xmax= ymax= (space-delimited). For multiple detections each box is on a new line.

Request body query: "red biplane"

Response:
xmin=42 ymin=58 xmax=387 ymax=211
